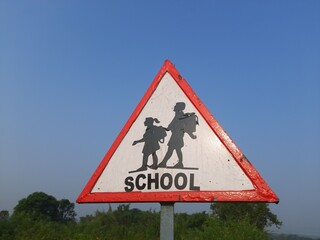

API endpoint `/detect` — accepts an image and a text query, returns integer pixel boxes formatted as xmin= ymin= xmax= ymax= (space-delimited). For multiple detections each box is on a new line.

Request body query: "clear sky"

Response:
xmin=1 ymin=0 xmax=319 ymax=237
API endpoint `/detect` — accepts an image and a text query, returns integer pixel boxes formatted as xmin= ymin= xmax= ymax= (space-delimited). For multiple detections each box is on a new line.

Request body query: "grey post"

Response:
xmin=160 ymin=202 xmax=174 ymax=240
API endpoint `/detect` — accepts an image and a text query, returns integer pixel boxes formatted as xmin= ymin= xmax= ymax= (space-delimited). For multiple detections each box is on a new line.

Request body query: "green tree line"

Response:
xmin=0 ymin=191 xmax=300 ymax=240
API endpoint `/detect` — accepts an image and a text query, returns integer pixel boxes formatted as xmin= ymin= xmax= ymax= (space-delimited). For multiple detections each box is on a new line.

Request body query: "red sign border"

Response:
xmin=77 ymin=60 xmax=279 ymax=203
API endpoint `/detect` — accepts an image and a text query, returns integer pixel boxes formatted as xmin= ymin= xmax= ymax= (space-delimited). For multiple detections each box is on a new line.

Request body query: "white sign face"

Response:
xmin=92 ymin=72 xmax=254 ymax=193
xmin=77 ymin=60 xmax=278 ymax=203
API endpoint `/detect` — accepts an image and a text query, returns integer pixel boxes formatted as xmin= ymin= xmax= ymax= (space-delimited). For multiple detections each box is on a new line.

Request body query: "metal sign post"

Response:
xmin=160 ymin=202 xmax=174 ymax=240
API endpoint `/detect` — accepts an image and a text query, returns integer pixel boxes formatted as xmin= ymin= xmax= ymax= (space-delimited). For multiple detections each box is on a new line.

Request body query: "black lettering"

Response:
xmin=124 ymin=176 xmax=134 ymax=192
xmin=189 ymin=173 xmax=200 ymax=190
xmin=136 ymin=174 xmax=146 ymax=190
xmin=175 ymin=172 xmax=187 ymax=190
xmin=148 ymin=173 xmax=159 ymax=190
xmin=160 ymin=173 xmax=173 ymax=190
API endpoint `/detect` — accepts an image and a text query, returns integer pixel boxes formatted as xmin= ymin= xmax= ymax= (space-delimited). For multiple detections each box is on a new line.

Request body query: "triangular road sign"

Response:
xmin=77 ymin=60 xmax=279 ymax=203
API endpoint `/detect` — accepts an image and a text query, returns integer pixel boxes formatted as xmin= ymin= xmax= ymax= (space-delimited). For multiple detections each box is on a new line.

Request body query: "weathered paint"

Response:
xmin=77 ymin=60 xmax=279 ymax=203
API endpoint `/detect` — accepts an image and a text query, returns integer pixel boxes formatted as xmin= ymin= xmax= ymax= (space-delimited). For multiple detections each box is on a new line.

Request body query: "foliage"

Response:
xmin=9 ymin=212 xmax=75 ymax=240
xmin=57 ymin=199 xmax=77 ymax=223
xmin=175 ymin=211 xmax=208 ymax=238
xmin=75 ymin=204 xmax=160 ymax=240
xmin=0 ymin=211 xmax=14 ymax=239
xmin=0 ymin=211 xmax=9 ymax=221
xmin=13 ymin=192 xmax=76 ymax=223
xmin=0 ymin=192 xmax=287 ymax=240
xmin=210 ymin=202 xmax=282 ymax=230
xmin=174 ymin=211 xmax=268 ymax=240
xmin=193 ymin=216 xmax=268 ymax=240
xmin=270 ymin=233 xmax=320 ymax=240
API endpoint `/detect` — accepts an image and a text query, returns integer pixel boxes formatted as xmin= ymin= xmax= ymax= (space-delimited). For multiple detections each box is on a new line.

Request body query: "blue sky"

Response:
xmin=1 ymin=1 xmax=319 ymax=237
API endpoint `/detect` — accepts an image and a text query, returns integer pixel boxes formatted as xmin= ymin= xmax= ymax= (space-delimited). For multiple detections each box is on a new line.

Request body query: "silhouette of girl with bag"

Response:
xmin=132 ymin=117 xmax=167 ymax=171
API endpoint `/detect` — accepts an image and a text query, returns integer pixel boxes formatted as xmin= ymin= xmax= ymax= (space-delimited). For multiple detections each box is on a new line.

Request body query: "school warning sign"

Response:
xmin=77 ymin=60 xmax=279 ymax=203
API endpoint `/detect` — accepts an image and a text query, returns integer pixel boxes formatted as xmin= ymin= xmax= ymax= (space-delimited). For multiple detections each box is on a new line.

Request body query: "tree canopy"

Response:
xmin=13 ymin=192 xmax=76 ymax=223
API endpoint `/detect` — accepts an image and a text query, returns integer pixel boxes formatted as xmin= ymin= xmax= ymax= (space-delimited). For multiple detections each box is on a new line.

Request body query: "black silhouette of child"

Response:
xmin=158 ymin=102 xmax=198 ymax=168
xmin=132 ymin=117 xmax=167 ymax=171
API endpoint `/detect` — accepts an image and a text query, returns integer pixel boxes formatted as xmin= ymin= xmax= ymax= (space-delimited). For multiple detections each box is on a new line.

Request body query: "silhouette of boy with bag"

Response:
xmin=158 ymin=102 xmax=198 ymax=168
